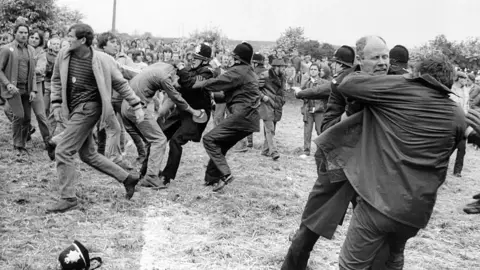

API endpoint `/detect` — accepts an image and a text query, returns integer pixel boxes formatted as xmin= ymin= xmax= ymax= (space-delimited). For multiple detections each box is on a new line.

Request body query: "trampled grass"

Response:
xmin=1 ymin=96 xmax=479 ymax=269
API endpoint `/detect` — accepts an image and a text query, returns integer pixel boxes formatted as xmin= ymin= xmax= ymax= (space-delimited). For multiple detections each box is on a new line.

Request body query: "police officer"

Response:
xmin=388 ymin=45 xmax=410 ymax=75
xmin=140 ymin=43 xmax=216 ymax=188
xmin=292 ymin=45 xmax=355 ymax=111
xmin=193 ymin=42 xmax=260 ymax=192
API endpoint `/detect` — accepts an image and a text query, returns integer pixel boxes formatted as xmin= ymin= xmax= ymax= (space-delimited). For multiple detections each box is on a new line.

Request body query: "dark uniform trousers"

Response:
xmin=161 ymin=110 xmax=210 ymax=180
xmin=203 ymin=110 xmax=253 ymax=183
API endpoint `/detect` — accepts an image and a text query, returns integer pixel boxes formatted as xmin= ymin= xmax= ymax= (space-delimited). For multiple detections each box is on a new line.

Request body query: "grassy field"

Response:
xmin=1 ymin=96 xmax=480 ymax=270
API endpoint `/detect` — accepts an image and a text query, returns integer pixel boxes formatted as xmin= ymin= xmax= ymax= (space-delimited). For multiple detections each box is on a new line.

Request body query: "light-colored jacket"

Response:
xmin=50 ymin=47 xmax=141 ymax=129
xmin=33 ymin=46 xmax=47 ymax=83
xmin=450 ymin=83 xmax=469 ymax=114
xmin=0 ymin=40 xmax=37 ymax=98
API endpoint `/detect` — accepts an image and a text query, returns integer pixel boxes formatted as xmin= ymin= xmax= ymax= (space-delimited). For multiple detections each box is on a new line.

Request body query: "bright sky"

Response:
xmin=57 ymin=0 xmax=479 ymax=48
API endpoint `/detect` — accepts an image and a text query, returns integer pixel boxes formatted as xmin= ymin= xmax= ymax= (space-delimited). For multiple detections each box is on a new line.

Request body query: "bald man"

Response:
xmin=282 ymin=36 xmax=391 ymax=270
xmin=336 ymin=53 xmax=464 ymax=269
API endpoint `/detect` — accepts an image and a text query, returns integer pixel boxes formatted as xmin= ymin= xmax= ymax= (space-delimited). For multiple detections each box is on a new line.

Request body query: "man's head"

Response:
xmin=163 ymin=47 xmax=173 ymax=60
xmin=232 ymin=42 xmax=254 ymax=65
xmin=389 ymin=45 xmax=409 ymax=69
xmin=330 ymin=45 xmax=355 ymax=74
xmin=97 ymin=32 xmax=119 ymax=56
xmin=475 ymin=75 xmax=480 ymax=85
xmin=304 ymin=55 xmax=311 ymax=62
xmin=309 ymin=64 xmax=320 ymax=78
xmin=271 ymin=59 xmax=286 ymax=75
xmin=67 ymin=23 xmax=94 ymax=51
xmin=455 ymin=71 xmax=467 ymax=87
xmin=415 ymin=52 xmax=455 ymax=88
xmin=467 ymin=73 xmax=476 ymax=87
xmin=192 ymin=43 xmax=212 ymax=69
xmin=355 ymin=36 xmax=389 ymax=75
xmin=49 ymin=37 xmax=61 ymax=52
xmin=14 ymin=23 xmax=29 ymax=44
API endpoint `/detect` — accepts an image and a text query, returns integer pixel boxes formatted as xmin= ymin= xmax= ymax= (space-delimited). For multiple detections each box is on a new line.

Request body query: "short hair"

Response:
xmin=14 ymin=23 xmax=29 ymax=35
xmin=68 ymin=23 xmax=94 ymax=47
xmin=468 ymin=73 xmax=475 ymax=82
xmin=29 ymin=29 xmax=44 ymax=47
xmin=356 ymin=35 xmax=386 ymax=59
xmin=415 ymin=52 xmax=455 ymax=89
xmin=97 ymin=32 xmax=118 ymax=49
xmin=163 ymin=47 xmax=173 ymax=54
xmin=309 ymin=63 xmax=321 ymax=71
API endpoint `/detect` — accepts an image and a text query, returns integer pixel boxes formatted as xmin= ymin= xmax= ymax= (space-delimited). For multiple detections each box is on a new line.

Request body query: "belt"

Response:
xmin=17 ymin=82 xmax=28 ymax=90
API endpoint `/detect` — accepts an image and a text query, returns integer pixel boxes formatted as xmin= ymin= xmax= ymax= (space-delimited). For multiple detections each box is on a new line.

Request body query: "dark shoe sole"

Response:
xmin=45 ymin=203 xmax=78 ymax=214
xmin=145 ymin=178 xmax=168 ymax=190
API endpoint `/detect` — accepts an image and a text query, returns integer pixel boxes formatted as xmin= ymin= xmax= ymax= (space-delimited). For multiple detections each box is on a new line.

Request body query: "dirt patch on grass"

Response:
xmin=1 ymin=99 xmax=480 ymax=269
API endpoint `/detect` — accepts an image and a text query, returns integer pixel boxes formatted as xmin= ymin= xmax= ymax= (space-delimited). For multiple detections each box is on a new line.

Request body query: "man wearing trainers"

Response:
xmin=46 ymin=24 xmax=145 ymax=213
xmin=193 ymin=42 xmax=261 ymax=191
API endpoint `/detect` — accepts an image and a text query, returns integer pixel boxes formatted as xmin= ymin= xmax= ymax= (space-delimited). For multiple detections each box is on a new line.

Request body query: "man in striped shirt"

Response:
xmin=46 ymin=24 xmax=145 ymax=213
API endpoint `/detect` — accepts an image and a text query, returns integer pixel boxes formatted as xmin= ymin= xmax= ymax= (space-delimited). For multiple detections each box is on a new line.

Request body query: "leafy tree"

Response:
xmin=411 ymin=34 xmax=480 ymax=71
xmin=0 ymin=0 xmax=83 ymax=33
xmin=189 ymin=26 xmax=228 ymax=54
xmin=297 ymin=40 xmax=336 ymax=59
xmin=276 ymin=26 xmax=306 ymax=53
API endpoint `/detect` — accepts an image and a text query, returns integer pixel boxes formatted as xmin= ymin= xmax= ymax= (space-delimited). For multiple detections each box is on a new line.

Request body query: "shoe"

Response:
xmin=473 ymin=193 xmax=480 ymax=200
xmin=261 ymin=151 xmax=270 ymax=157
xmin=46 ymin=198 xmax=78 ymax=213
xmin=45 ymin=141 xmax=56 ymax=161
xmin=160 ymin=175 xmax=171 ymax=187
xmin=247 ymin=143 xmax=253 ymax=148
xmin=212 ymin=174 xmax=235 ymax=192
xmin=272 ymin=152 xmax=280 ymax=161
xmin=232 ymin=147 xmax=248 ymax=153
xmin=144 ymin=175 xmax=168 ymax=190
xmin=27 ymin=126 xmax=36 ymax=142
xmin=116 ymin=160 xmax=133 ymax=171
xmin=123 ymin=174 xmax=140 ymax=199
xmin=453 ymin=172 xmax=462 ymax=178
xmin=464 ymin=201 xmax=480 ymax=214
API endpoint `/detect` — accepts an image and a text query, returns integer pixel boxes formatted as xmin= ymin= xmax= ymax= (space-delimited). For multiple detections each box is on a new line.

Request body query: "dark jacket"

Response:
xmin=0 ymin=40 xmax=37 ymax=98
xmin=201 ymin=63 xmax=260 ymax=132
xmin=320 ymin=66 xmax=362 ymax=132
xmin=258 ymin=68 xmax=285 ymax=121
xmin=299 ymin=77 xmax=330 ymax=119
xmin=334 ymin=73 xmax=465 ymax=228
xmin=177 ymin=65 xmax=215 ymax=112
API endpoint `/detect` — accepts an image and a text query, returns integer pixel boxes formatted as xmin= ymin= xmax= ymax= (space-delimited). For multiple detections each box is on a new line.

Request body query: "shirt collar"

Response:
xmin=12 ymin=40 xmax=27 ymax=48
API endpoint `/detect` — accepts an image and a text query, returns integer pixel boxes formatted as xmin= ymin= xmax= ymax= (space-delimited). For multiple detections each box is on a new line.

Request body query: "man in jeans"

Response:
xmin=46 ymin=23 xmax=145 ymax=213
xmin=0 ymin=23 xmax=38 ymax=157
xmin=95 ymin=31 xmax=140 ymax=170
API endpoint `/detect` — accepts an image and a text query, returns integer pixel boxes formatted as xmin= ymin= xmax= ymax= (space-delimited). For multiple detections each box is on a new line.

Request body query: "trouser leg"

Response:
xmin=56 ymin=102 xmax=129 ymax=199
xmin=30 ymin=83 xmax=51 ymax=143
xmin=203 ymin=124 xmax=250 ymax=177
xmin=8 ymin=94 xmax=31 ymax=148
xmin=453 ymin=138 xmax=466 ymax=175
xmin=303 ymin=113 xmax=314 ymax=154
xmin=281 ymin=224 xmax=320 ymax=270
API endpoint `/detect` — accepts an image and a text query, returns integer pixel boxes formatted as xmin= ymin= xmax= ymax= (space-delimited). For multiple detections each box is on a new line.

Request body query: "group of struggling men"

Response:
xmin=2 ymin=22 xmax=480 ymax=269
